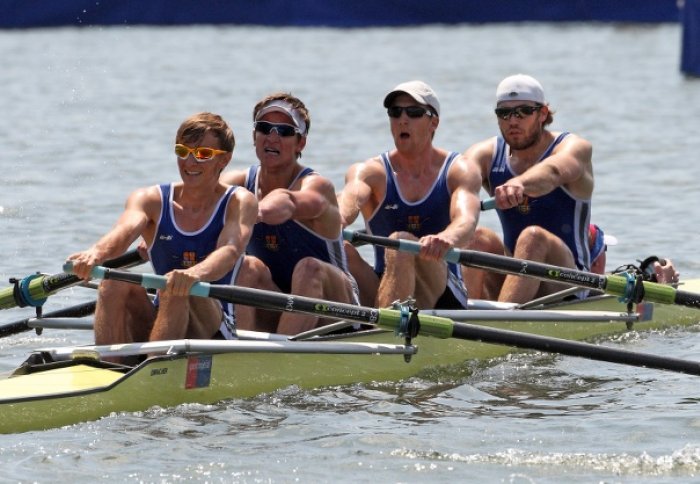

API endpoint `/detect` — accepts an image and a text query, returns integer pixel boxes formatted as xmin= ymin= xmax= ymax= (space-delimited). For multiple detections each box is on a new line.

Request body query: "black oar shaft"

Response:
xmin=92 ymin=267 xmax=700 ymax=376
xmin=0 ymin=301 xmax=97 ymax=338
xmin=99 ymin=267 xmax=387 ymax=325
xmin=94 ymin=268 xmax=452 ymax=337
xmin=451 ymin=322 xmax=700 ymax=376
xmin=343 ymin=230 xmax=700 ymax=310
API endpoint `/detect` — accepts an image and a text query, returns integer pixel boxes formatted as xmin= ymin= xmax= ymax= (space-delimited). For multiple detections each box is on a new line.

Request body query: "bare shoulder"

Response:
xmin=231 ymin=184 xmax=257 ymax=207
xmin=126 ymin=185 xmax=161 ymax=206
xmin=346 ymin=155 xmax=386 ymax=185
xmin=123 ymin=185 xmax=162 ymax=223
xmin=447 ymin=153 xmax=484 ymax=192
xmin=227 ymin=185 xmax=258 ymax=223
xmin=220 ymin=168 xmax=248 ymax=186
xmin=350 ymin=155 xmax=383 ymax=174
xmin=552 ymin=133 xmax=593 ymax=169
xmin=463 ymin=136 xmax=497 ymax=162
xmin=300 ymin=172 xmax=336 ymax=198
xmin=557 ymin=132 xmax=592 ymax=152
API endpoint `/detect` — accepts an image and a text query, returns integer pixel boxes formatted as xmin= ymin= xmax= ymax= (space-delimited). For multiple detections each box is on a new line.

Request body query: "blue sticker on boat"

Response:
xmin=185 ymin=355 xmax=212 ymax=389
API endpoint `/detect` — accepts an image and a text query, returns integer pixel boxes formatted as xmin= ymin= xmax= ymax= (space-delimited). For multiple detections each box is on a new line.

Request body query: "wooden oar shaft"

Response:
xmin=76 ymin=266 xmax=700 ymax=376
xmin=342 ymin=230 xmax=700 ymax=310
xmin=0 ymin=250 xmax=143 ymax=310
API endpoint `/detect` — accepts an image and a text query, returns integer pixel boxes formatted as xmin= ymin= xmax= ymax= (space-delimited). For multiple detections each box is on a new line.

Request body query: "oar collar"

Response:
xmin=10 ymin=274 xmax=48 ymax=308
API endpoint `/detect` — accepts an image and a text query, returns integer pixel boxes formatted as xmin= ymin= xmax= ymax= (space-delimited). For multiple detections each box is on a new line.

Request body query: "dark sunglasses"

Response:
xmin=254 ymin=120 xmax=300 ymax=137
xmin=494 ymin=105 xmax=542 ymax=120
xmin=387 ymin=105 xmax=433 ymax=119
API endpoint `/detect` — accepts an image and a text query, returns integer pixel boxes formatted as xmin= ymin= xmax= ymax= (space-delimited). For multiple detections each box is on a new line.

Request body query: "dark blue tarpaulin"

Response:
xmin=682 ymin=0 xmax=700 ymax=76
xmin=0 ymin=1 xmax=682 ymax=29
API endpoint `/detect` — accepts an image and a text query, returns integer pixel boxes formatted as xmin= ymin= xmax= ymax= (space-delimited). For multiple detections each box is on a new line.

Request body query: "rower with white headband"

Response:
xmin=221 ymin=92 xmax=359 ymax=335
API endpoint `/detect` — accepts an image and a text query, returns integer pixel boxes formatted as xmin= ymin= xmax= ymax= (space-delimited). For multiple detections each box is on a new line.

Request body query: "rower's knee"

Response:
xmin=384 ymin=231 xmax=419 ymax=267
xmin=291 ymin=257 xmax=325 ymax=289
xmin=236 ymin=256 xmax=275 ymax=290
xmin=98 ymin=279 xmax=135 ymax=302
xmin=468 ymin=226 xmax=504 ymax=254
xmin=516 ymin=225 xmax=549 ymax=246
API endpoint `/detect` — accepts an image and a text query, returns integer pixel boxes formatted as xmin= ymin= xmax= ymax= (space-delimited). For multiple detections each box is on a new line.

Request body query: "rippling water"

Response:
xmin=1 ymin=23 xmax=700 ymax=482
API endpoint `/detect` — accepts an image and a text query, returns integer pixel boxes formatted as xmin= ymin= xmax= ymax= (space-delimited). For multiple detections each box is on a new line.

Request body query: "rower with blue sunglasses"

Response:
xmin=462 ymin=74 xmax=595 ymax=303
xmin=338 ymin=80 xmax=483 ymax=310
xmin=221 ymin=93 xmax=359 ymax=335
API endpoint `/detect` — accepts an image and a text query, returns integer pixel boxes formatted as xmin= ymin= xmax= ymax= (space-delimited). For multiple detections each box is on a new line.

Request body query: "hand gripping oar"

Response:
xmin=0 ymin=250 xmax=144 ymax=311
xmin=342 ymin=230 xmax=700 ymax=310
xmin=64 ymin=264 xmax=700 ymax=376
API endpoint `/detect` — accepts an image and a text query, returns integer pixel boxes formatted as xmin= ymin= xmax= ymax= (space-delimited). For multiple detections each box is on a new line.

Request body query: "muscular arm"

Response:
xmin=258 ymin=175 xmax=332 ymax=226
xmin=499 ymin=135 xmax=593 ymax=205
xmin=337 ymin=158 xmax=385 ymax=226
xmin=419 ymin=155 xmax=482 ymax=259
xmin=67 ymin=186 xmax=159 ymax=279
xmin=463 ymin=137 xmax=496 ymax=192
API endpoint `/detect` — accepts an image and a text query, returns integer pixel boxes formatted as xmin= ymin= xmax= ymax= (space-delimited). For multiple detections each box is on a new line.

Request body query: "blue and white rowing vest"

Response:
xmin=244 ymin=166 xmax=351 ymax=294
xmin=366 ymin=151 xmax=468 ymax=306
xmin=148 ymin=183 xmax=242 ymax=334
xmin=488 ymin=133 xmax=592 ymax=270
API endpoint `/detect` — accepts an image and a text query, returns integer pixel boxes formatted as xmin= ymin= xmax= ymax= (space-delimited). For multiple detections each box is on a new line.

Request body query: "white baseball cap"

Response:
xmin=496 ymin=74 xmax=546 ymax=105
xmin=383 ymin=80 xmax=440 ymax=117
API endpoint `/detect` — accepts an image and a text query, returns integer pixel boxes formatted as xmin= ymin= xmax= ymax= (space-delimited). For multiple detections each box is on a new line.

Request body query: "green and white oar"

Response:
xmin=342 ymin=230 xmax=700 ymax=310
xmin=64 ymin=265 xmax=700 ymax=376
xmin=0 ymin=250 xmax=143 ymax=311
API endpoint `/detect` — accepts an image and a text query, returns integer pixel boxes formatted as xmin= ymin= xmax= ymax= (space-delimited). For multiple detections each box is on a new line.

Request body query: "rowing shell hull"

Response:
xmin=2 ymin=280 xmax=699 ymax=434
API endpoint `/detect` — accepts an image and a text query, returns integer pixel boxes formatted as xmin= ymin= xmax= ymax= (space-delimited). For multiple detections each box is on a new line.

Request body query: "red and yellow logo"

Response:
xmin=265 ymin=235 xmax=280 ymax=251
xmin=407 ymin=215 xmax=421 ymax=231
xmin=182 ymin=251 xmax=197 ymax=268
xmin=517 ymin=196 xmax=531 ymax=215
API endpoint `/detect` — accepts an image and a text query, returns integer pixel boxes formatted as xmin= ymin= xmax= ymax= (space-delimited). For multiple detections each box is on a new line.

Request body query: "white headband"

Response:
xmin=255 ymin=100 xmax=307 ymax=135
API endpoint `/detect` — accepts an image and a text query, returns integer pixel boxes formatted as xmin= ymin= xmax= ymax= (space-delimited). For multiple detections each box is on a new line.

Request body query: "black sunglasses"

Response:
xmin=387 ymin=105 xmax=433 ymax=119
xmin=494 ymin=105 xmax=542 ymax=120
xmin=254 ymin=120 xmax=300 ymax=137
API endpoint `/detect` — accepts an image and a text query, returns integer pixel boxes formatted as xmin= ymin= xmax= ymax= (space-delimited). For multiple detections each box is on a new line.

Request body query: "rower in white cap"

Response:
xmin=462 ymin=74 xmax=595 ymax=303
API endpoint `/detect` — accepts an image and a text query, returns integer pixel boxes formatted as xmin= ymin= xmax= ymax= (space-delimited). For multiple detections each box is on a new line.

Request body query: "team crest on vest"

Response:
xmin=518 ymin=196 xmax=532 ymax=215
xmin=182 ymin=251 xmax=197 ymax=268
xmin=407 ymin=215 xmax=421 ymax=231
xmin=265 ymin=234 xmax=280 ymax=251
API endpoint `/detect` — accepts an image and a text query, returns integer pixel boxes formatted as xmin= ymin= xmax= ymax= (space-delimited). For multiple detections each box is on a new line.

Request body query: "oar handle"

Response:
xmin=63 ymin=263 xmax=213 ymax=298
xmin=341 ymin=229 xmax=462 ymax=264
xmin=480 ymin=197 xmax=496 ymax=211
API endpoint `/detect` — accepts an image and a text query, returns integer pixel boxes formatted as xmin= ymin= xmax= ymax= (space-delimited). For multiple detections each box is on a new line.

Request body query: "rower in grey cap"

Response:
xmin=462 ymin=74 xmax=596 ymax=303
xmin=338 ymin=80 xmax=482 ymax=310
